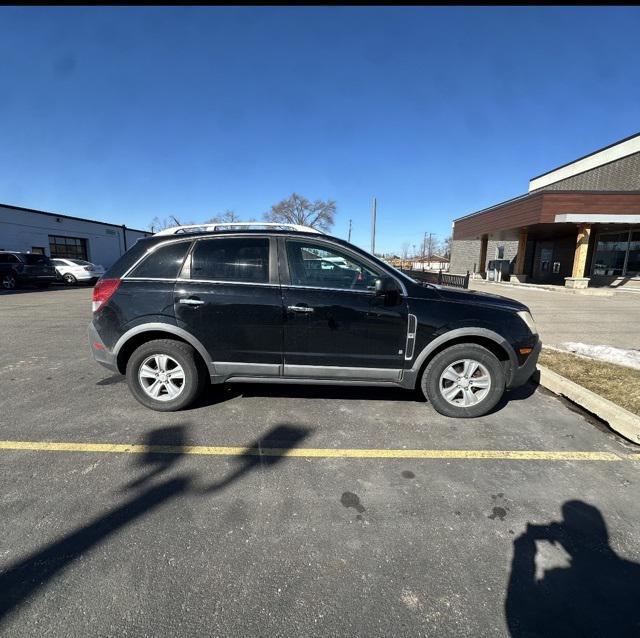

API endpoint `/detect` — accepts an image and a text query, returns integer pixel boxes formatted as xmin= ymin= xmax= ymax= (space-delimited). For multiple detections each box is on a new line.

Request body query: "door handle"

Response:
xmin=179 ymin=298 xmax=204 ymax=306
xmin=287 ymin=305 xmax=314 ymax=314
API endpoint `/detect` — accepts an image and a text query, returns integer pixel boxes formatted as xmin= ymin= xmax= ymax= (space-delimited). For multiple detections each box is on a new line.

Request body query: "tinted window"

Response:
xmin=191 ymin=238 xmax=269 ymax=283
xmin=286 ymin=241 xmax=380 ymax=290
xmin=129 ymin=241 xmax=191 ymax=279
xmin=22 ymin=254 xmax=52 ymax=265
xmin=69 ymin=259 xmax=92 ymax=266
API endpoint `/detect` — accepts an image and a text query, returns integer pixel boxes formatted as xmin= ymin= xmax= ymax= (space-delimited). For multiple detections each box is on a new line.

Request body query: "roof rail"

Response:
xmin=154 ymin=222 xmax=324 ymax=236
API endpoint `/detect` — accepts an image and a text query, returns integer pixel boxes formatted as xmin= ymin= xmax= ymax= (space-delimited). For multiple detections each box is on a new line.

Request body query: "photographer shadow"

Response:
xmin=505 ymin=500 xmax=640 ymax=637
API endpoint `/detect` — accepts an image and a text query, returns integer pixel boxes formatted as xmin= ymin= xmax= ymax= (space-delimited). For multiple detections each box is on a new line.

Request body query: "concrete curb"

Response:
xmin=536 ymin=364 xmax=640 ymax=445
xmin=471 ymin=280 xmax=614 ymax=296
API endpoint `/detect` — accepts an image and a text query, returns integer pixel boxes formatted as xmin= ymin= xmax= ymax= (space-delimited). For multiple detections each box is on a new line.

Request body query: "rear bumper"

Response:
xmin=88 ymin=322 xmax=118 ymax=372
xmin=508 ymin=338 xmax=541 ymax=388
xmin=75 ymin=272 xmax=102 ymax=281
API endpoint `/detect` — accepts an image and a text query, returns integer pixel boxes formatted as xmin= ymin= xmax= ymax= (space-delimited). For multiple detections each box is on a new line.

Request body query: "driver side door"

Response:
xmin=280 ymin=238 xmax=408 ymax=380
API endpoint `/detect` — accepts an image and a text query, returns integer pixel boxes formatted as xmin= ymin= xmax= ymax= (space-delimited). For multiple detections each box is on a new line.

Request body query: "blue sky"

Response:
xmin=1 ymin=6 xmax=639 ymax=253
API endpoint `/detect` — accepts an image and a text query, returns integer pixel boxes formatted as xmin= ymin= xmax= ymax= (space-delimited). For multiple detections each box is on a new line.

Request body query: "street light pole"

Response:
xmin=348 ymin=218 xmax=352 ymax=242
xmin=370 ymin=197 xmax=377 ymax=255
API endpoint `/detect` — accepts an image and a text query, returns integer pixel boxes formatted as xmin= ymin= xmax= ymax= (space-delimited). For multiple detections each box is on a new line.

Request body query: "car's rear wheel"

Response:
xmin=63 ymin=273 xmax=77 ymax=285
xmin=126 ymin=339 xmax=206 ymax=411
xmin=2 ymin=274 xmax=17 ymax=290
xmin=420 ymin=343 xmax=505 ymax=418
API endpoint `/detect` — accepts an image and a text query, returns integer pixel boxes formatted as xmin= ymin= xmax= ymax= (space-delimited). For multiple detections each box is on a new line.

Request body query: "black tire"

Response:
xmin=126 ymin=339 xmax=206 ymax=412
xmin=420 ymin=343 xmax=505 ymax=418
xmin=2 ymin=273 xmax=17 ymax=290
xmin=63 ymin=273 xmax=77 ymax=285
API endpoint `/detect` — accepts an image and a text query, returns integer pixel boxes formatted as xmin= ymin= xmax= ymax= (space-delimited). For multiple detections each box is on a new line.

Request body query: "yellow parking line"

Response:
xmin=0 ymin=440 xmax=627 ymax=461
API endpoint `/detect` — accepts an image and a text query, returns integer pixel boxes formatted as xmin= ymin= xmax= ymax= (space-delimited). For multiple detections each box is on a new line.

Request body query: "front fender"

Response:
xmin=401 ymin=327 xmax=518 ymax=389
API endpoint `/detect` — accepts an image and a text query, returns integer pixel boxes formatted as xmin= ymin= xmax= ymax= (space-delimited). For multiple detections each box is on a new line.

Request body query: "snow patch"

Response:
xmin=558 ymin=342 xmax=640 ymax=371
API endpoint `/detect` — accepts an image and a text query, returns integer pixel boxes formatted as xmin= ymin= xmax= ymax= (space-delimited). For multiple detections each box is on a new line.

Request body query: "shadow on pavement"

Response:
xmin=0 ymin=423 xmax=310 ymax=625
xmin=194 ymin=378 xmax=539 ymax=414
xmin=505 ymin=500 xmax=640 ymax=637
xmin=488 ymin=377 xmax=539 ymax=415
xmin=226 ymin=382 xmax=420 ymax=403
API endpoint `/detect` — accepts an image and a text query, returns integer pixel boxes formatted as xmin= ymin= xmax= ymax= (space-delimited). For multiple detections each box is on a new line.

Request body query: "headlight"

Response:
xmin=517 ymin=310 xmax=537 ymax=335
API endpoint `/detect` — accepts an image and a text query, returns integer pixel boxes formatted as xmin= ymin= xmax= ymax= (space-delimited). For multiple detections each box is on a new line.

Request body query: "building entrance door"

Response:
xmin=534 ymin=241 xmax=554 ymax=282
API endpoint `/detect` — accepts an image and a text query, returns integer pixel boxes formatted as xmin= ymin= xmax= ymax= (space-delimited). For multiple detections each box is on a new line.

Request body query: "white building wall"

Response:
xmin=0 ymin=206 xmax=149 ymax=268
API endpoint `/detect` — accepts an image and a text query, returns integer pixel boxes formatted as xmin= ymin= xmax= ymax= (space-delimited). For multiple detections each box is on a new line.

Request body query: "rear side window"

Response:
xmin=22 ymin=254 xmax=52 ymax=265
xmin=190 ymin=238 xmax=269 ymax=283
xmin=128 ymin=241 xmax=191 ymax=279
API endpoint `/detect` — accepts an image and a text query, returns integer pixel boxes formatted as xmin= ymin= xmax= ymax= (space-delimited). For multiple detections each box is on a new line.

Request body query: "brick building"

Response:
xmin=449 ymin=133 xmax=640 ymax=288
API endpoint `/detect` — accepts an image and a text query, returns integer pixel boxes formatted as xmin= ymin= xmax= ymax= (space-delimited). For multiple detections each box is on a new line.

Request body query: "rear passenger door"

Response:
xmin=174 ymin=236 xmax=283 ymax=377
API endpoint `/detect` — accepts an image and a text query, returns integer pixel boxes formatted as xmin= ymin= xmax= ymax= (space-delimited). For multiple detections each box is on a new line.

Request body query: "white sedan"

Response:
xmin=52 ymin=258 xmax=105 ymax=285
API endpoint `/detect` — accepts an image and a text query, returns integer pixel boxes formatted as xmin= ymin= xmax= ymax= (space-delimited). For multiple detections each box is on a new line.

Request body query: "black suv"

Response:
xmin=89 ymin=225 xmax=540 ymax=417
xmin=0 ymin=251 xmax=58 ymax=290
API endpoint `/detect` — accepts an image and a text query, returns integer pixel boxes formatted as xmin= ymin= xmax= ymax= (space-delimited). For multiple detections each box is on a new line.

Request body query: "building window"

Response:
xmin=592 ymin=229 xmax=640 ymax=277
xmin=49 ymin=235 xmax=88 ymax=260
xmin=627 ymin=231 xmax=640 ymax=275
xmin=496 ymin=245 xmax=505 ymax=259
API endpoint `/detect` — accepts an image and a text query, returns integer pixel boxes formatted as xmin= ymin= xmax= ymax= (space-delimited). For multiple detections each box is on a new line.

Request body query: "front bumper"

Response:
xmin=508 ymin=338 xmax=542 ymax=388
xmin=88 ymin=322 xmax=118 ymax=372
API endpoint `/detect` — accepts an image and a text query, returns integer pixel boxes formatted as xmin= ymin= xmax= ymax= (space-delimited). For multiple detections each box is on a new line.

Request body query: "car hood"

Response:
xmin=429 ymin=285 xmax=528 ymax=312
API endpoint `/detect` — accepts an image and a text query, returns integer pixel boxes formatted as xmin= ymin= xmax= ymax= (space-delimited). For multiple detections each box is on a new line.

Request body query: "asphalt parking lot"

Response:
xmin=1 ymin=286 xmax=639 ymax=637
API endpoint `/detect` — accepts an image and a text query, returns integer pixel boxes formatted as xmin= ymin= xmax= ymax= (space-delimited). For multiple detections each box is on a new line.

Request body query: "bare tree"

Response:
xmin=401 ymin=242 xmax=410 ymax=260
xmin=203 ymin=210 xmax=242 ymax=224
xmin=442 ymin=235 xmax=452 ymax=259
xmin=148 ymin=216 xmax=173 ymax=233
xmin=264 ymin=193 xmax=336 ymax=232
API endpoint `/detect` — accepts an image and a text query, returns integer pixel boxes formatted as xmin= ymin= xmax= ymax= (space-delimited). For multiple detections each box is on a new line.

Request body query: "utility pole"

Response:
xmin=427 ymin=233 xmax=434 ymax=260
xmin=370 ymin=197 xmax=377 ymax=255
xmin=348 ymin=218 xmax=352 ymax=242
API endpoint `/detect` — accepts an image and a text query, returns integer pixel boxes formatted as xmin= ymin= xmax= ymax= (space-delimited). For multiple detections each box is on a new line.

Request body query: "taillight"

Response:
xmin=92 ymin=278 xmax=121 ymax=312
xmin=84 ymin=266 xmax=92 ymax=271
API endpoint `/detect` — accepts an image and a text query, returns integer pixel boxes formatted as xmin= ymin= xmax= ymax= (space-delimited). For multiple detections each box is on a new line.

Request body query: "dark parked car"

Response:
xmin=0 ymin=251 xmax=58 ymax=290
xmin=88 ymin=223 xmax=540 ymax=417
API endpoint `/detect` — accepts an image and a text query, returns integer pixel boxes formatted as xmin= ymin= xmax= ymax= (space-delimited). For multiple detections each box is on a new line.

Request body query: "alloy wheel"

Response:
xmin=438 ymin=358 xmax=491 ymax=407
xmin=138 ymin=354 xmax=186 ymax=402
xmin=2 ymin=274 xmax=16 ymax=290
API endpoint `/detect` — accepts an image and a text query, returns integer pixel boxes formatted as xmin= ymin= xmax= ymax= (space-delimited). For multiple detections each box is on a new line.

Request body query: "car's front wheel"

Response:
xmin=421 ymin=343 xmax=505 ymax=418
xmin=126 ymin=339 xmax=207 ymax=411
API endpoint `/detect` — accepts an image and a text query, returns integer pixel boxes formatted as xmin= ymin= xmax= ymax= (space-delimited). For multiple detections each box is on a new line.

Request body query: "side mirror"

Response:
xmin=374 ymin=277 xmax=400 ymax=301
